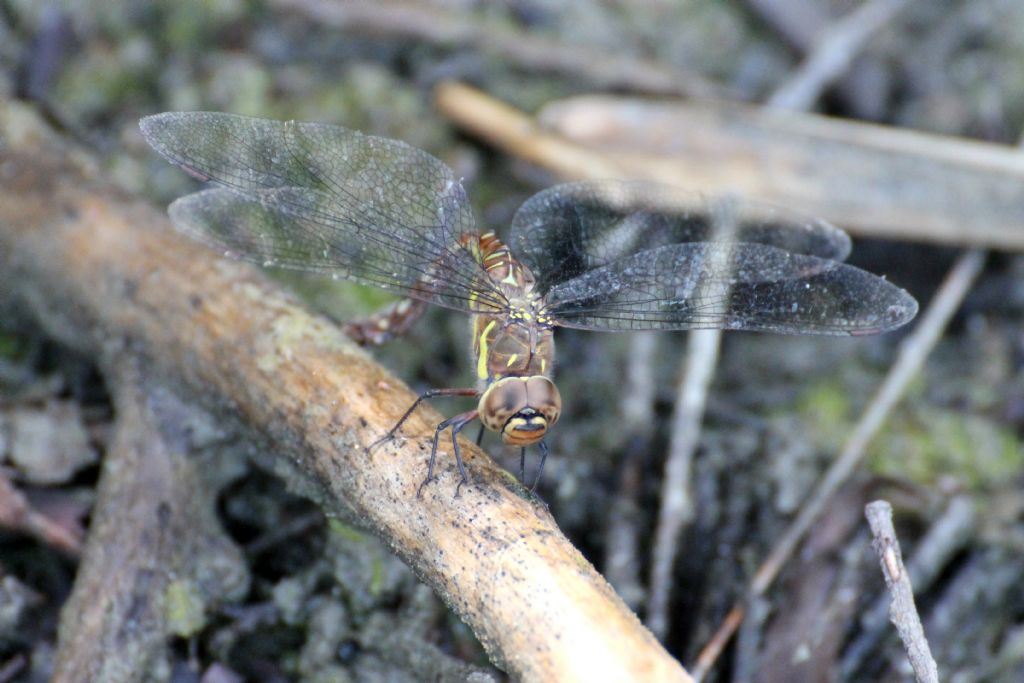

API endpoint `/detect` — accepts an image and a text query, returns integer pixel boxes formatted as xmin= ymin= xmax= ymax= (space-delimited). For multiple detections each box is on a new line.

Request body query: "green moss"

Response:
xmin=790 ymin=376 xmax=1021 ymax=491
xmin=368 ymin=557 xmax=385 ymax=597
xmin=54 ymin=42 xmax=155 ymax=121
xmin=868 ymin=407 xmax=1024 ymax=490
xmin=291 ymin=63 xmax=450 ymax=151
xmin=162 ymin=0 xmax=246 ymax=48
xmin=790 ymin=379 xmax=854 ymax=451
xmin=274 ymin=274 xmax=395 ymax=322
xmin=327 ymin=518 xmax=368 ymax=544
xmin=164 ymin=579 xmax=207 ymax=637
xmin=0 ymin=331 xmax=23 ymax=360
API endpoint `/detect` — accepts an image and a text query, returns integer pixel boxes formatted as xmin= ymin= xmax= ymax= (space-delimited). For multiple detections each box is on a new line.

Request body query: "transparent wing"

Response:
xmin=542 ymin=242 xmax=918 ymax=335
xmin=509 ymin=180 xmax=851 ymax=297
xmin=140 ymin=111 xmax=508 ymax=313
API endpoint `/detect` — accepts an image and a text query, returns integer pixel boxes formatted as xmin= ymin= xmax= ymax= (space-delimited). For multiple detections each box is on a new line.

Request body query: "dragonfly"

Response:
xmin=140 ymin=112 xmax=918 ymax=494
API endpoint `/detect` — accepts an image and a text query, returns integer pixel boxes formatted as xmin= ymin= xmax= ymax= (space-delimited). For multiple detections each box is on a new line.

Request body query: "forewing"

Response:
xmin=509 ymin=180 xmax=851 ymax=296
xmin=542 ymin=242 xmax=918 ymax=335
xmin=140 ymin=111 xmax=507 ymax=313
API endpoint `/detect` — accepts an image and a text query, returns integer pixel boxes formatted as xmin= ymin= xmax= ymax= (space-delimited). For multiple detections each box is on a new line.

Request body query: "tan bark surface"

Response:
xmin=0 ymin=101 xmax=692 ymax=682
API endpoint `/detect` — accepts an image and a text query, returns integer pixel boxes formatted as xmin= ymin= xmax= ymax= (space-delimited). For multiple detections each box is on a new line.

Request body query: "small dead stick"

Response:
xmin=767 ymin=0 xmax=916 ymax=111
xmin=864 ymin=500 xmax=940 ymax=683
xmin=0 ymin=471 xmax=82 ymax=555
xmin=690 ymin=249 xmax=985 ymax=681
xmin=841 ymin=494 xmax=975 ymax=676
xmin=646 ymin=327 xmax=722 ymax=639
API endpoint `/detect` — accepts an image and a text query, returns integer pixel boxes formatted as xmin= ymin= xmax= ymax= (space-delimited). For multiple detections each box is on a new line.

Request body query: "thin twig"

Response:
xmin=768 ymin=0 xmax=915 ymax=110
xmin=0 ymin=471 xmax=82 ymax=555
xmin=272 ymin=0 xmax=722 ymax=99
xmin=842 ymin=494 xmax=975 ymax=677
xmin=646 ymin=201 xmax=742 ymax=639
xmin=865 ymin=500 xmax=940 ymax=683
xmin=604 ymin=332 xmax=658 ymax=610
xmin=0 ymin=654 xmax=27 ymax=683
xmin=646 ymin=327 xmax=721 ymax=639
xmin=691 ymin=249 xmax=985 ymax=681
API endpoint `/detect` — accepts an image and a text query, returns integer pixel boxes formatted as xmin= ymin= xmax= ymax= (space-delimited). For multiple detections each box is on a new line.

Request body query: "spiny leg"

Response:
xmin=368 ymin=387 xmax=479 ymax=452
xmin=342 ymin=297 xmax=428 ymax=346
xmin=417 ymin=410 xmax=479 ymax=498
xmin=475 ymin=423 xmax=485 ymax=447
xmin=450 ymin=412 xmax=480 ymax=497
xmin=531 ymin=441 xmax=550 ymax=492
xmin=519 ymin=448 xmax=526 ymax=483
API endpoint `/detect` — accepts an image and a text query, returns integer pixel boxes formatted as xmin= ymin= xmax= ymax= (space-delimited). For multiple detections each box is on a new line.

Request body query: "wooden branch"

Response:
xmin=0 ymin=101 xmax=692 ymax=682
xmin=435 ymin=81 xmax=1024 ymax=250
xmin=53 ymin=355 xmax=248 ymax=681
xmin=865 ymin=501 xmax=940 ymax=683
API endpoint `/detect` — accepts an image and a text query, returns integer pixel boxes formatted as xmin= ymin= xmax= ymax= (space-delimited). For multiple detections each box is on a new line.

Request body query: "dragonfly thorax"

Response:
xmin=472 ymin=310 xmax=555 ymax=383
xmin=478 ymin=376 xmax=561 ymax=446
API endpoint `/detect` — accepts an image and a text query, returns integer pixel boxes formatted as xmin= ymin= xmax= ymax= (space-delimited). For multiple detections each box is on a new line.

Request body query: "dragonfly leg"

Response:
xmin=450 ymin=411 xmax=480 ymax=497
xmin=530 ymin=440 xmax=550 ymax=492
xmin=475 ymin=423 xmax=485 ymax=446
xmin=519 ymin=448 xmax=526 ymax=483
xmin=417 ymin=409 xmax=478 ymax=498
xmin=368 ymin=387 xmax=479 ymax=452
xmin=342 ymin=298 xmax=428 ymax=347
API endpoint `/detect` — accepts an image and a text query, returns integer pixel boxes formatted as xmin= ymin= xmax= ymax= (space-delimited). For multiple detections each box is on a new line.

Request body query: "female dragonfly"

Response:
xmin=140 ymin=112 xmax=917 ymax=493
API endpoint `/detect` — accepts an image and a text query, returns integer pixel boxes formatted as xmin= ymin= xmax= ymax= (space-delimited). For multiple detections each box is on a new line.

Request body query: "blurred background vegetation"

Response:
xmin=2 ymin=1 xmax=1024 ymax=681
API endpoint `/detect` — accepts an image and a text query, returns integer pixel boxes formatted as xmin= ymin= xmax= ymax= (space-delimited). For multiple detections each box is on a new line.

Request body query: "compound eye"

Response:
xmin=479 ymin=379 xmax=528 ymax=433
xmin=525 ymin=377 xmax=561 ymax=427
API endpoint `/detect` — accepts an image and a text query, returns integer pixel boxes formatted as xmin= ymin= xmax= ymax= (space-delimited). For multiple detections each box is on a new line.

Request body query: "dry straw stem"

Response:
xmin=864 ymin=500 xmax=940 ymax=683
xmin=0 ymin=101 xmax=692 ymax=682
xmin=435 ymin=81 xmax=1024 ymax=250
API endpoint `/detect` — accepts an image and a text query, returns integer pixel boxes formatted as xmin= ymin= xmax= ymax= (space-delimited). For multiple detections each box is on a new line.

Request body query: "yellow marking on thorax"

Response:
xmin=506 ymin=354 xmax=518 ymax=367
xmin=477 ymin=319 xmax=497 ymax=379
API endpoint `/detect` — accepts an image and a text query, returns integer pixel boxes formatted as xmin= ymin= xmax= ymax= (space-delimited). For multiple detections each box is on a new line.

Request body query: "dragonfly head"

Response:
xmin=478 ymin=376 xmax=561 ymax=446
